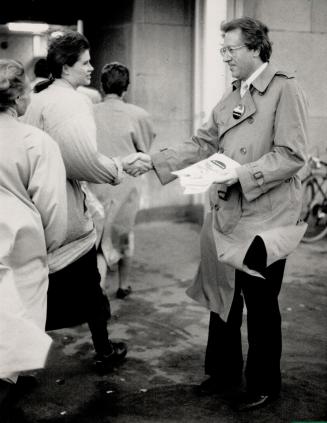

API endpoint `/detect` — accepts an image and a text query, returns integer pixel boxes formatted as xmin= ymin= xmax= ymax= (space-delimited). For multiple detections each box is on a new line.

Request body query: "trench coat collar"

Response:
xmin=231 ymin=63 xmax=289 ymax=95
xmin=219 ymin=63 xmax=289 ymax=139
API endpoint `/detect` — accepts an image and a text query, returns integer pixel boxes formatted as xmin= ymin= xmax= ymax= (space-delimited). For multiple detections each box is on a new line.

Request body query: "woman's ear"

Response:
xmin=14 ymin=96 xmax=21 ymax=106
xmin=62 ymin=64 xmax=70 ymax=76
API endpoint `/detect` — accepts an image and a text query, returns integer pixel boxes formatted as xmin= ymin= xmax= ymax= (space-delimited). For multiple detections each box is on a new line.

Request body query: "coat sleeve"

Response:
xmin=151 ymin=106 xmax=220 ymax=185
xmin=23 ymin=93 xmax=123 ymax=185
xmin=26 ymin=132 xmax=68 ymax=253
xmin=237 ymin=78 xmax=308 ymax=202
xmin=0 ymin=265 xmax=52 ymax=376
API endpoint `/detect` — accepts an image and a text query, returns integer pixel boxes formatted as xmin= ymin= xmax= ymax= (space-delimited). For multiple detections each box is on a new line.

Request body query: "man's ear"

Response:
xmin=253 ymin=49 xmax=260 ymax=58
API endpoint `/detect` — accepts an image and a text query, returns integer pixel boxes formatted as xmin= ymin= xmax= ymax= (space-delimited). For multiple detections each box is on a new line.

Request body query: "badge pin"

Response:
xmin=232 ymin=104 xmax=245 ymax=120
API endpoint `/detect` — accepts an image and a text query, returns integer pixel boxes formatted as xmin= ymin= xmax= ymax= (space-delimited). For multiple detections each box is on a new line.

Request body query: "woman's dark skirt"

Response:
xmin=46 ymin=246 xmax=110 ymax=331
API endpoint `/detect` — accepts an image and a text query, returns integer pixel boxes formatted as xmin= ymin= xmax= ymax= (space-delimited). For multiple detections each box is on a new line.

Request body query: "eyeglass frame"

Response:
xmin=219 ymin=44 xmax=247 ymax=57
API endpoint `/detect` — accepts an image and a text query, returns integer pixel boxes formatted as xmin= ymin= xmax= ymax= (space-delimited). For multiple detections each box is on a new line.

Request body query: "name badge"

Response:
xmin=232 ymin=104 xmax=245 ymax=120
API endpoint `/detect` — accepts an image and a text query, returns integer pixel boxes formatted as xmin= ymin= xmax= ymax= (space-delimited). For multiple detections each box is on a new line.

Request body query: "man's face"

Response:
xmin=222 ymin=28 xmax=257 ymax=81
xmin=66 ymin=49 xmax=93 ymax=88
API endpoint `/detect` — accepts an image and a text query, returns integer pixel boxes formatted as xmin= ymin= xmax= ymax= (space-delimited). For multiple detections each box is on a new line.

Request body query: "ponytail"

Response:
xmin=33 ymin=77 xmax=55 ymax=93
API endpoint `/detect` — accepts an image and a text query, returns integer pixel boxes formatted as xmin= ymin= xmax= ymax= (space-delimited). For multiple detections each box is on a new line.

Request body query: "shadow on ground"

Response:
xmin=18 ymin=221 xmax=327 ymax=422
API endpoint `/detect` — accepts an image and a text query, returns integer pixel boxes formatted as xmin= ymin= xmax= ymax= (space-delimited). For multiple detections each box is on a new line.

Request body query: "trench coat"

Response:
xmin=0 ymin=113 xmax=67 ymax=374
xmin=151 ymin=64 xmax=308 ymax=321
xmin=89 ymin=96 xmax=155 ymax=267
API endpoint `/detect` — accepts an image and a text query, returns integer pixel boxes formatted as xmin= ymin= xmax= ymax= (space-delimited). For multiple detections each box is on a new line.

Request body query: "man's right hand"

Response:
xmin=122 ymin=153 xmax=153 ymax=177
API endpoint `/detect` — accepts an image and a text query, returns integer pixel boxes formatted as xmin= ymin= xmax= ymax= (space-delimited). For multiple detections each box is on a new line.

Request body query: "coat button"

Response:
xmin=214 ymin=204 xmax=220 ymax=211
xmin=240 ymin=147 xmax=247 ymax=155
xmin=219 ymin=147 xmax=224 ymax=153
xmin=248 ymin=116 xmax=254 ymax=124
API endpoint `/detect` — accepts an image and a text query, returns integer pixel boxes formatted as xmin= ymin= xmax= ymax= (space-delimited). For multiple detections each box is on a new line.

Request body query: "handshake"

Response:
xmin=121 ymin=153 xmax=153 ymax=177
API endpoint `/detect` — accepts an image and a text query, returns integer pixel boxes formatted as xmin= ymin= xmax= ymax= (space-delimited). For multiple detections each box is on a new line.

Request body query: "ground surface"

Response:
xmin=18 ymin=221 xmax=327 ymax=423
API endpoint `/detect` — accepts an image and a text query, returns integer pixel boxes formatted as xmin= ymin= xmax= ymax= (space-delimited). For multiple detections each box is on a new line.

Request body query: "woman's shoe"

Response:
xmin=94 ymin=342 xmax=127 ymax=373
xmin=116 ymin=286 xmax=132 ymax=299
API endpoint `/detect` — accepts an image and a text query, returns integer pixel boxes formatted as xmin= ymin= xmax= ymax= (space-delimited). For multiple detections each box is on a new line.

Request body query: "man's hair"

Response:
xmin=47 ymin=31 xmax=90 ymax=78
xmin=34 ymin=58 xmax=50 ymax=79
xmin=0 ymin=59 xmax=27 ymax=111
xmin=101 ymin=62 xmax=130 ymax=96
xmin=221 ymin=17 xmax=272 ymax=62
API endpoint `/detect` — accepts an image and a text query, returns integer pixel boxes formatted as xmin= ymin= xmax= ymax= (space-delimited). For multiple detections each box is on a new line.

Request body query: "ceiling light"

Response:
xmin=7 ymin=22 xmax=49 ymax=34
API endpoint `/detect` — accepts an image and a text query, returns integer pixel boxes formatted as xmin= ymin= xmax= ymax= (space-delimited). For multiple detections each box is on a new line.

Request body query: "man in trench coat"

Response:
xmin=131 ymin=17 xmax=308 ymax=410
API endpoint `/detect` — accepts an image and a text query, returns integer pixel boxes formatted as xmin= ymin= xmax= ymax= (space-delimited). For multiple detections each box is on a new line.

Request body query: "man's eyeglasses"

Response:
xmin=219 ymin=44 xmax=246 ymax=57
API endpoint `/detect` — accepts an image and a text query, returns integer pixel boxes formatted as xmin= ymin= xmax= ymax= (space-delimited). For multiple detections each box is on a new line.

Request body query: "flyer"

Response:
xmin=171 ymin=153 xmax=240 ymax=194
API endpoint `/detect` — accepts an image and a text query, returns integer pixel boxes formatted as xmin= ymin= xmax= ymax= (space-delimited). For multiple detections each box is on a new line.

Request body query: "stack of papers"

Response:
xmin=171 ymin=153 xmax=240 ymax=194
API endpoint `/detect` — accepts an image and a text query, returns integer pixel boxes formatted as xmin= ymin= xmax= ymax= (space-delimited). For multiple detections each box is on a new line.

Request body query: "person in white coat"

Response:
xmin=23 ymin=31 xmax=151 ymax=372
xmin=0 ymin=59 xmax=67 ymax=422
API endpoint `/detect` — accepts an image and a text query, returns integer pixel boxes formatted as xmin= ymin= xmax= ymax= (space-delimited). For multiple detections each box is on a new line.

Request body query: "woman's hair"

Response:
xmin=101 ymin=62 xmax=130 ymax=96
xmin=35 ymin=31 xmax=90 ymax=93
xmin=0 ymin=59 xmax=27 ymax=111
xmin=221 ymin=17 xmax=272 ymax=62
xmin=47 ymin=31 xmax=90 ymax=78
xmin=34 ymin=57 xmax=50 ymax=79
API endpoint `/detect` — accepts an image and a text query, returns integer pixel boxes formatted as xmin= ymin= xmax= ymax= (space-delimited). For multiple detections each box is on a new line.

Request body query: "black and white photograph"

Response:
xmin=0 ymin=1 xmax=326 ymax=422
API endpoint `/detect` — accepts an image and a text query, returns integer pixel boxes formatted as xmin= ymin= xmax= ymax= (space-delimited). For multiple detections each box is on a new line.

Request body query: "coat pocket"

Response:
xmin=212 ymin=188 xmax=242 ymax=234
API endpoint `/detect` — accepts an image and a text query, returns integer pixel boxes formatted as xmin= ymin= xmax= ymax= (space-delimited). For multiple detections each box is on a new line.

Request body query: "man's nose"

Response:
xmin=223 ymin=55 xmax=231 ymax=63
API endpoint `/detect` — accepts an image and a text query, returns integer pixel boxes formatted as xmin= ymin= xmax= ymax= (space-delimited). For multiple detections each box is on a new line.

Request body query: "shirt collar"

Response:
xmin=53 ymin=78 xmax=77 ymax=90
xmin=241 ymin=62 xmax=268 ymax=92
xmin=104 ymin=93 xmax=122 ymax=101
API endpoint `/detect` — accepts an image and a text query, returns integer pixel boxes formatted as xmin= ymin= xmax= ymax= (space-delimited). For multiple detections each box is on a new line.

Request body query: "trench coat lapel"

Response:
xmin=218 ymin=86 xmax=257 ymax=140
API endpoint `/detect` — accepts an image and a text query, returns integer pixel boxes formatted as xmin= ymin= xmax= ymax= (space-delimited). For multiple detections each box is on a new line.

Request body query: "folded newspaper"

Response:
xmin=171 ymin=153 xmax=240 ymax=194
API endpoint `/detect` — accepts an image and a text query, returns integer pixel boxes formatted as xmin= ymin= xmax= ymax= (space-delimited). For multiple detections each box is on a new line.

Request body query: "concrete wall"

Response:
xmin=0 ymin=33 xmax=35 ymax=79
xmin=243 ymin=0 xmax=327 ymax=157
xmin=87 ymin=1 xmax=195 ymax=212
xmin=131 ymin=0 xmax=195 ymax=209
xmin=86 ymin=4 xmax=134 ymax=92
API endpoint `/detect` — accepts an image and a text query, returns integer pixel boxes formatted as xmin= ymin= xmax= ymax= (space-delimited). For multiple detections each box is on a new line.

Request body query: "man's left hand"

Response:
xmin=213 ymin=168 xmax=239 ymax=186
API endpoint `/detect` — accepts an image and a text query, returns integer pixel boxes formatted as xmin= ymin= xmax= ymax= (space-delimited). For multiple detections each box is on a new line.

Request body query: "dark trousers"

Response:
xmin=46 ymin=247 xmax=112 ymax=356
xmin=205 ymin=236 xmax=286 ymax=395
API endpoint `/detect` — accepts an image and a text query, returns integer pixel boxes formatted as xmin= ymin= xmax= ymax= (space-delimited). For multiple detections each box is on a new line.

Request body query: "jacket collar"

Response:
xmin=232 ymin=63 xmax=281 ymax=95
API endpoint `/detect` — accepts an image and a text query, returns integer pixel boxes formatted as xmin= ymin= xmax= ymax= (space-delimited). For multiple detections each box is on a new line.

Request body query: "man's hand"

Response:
xmin=122 ymin=153 xmax=153 ymax=177
xmin=213 ymin=168 xmax=239 ymax=186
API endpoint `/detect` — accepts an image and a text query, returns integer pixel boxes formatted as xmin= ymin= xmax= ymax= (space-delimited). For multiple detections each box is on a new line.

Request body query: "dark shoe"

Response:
xmin=0 ymin=381 xmax=28 ymax=422
xmin=2 ymin=407 xmax=28 ymax=423
xmin=15 ymin=376 xmax=38 ymax=397
xmin=235 ymin=392 xmax=279 ymax=411
xmin=94 ymin=342 xmax=127 ymax=373
xmin=116 ymin=286 xmax=132 ymax=299
xmin=195 ymin=376 xmax=241 ymax=396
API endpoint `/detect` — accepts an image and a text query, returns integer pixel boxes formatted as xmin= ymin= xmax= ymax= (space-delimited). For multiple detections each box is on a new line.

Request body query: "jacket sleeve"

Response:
xmin=26 ymin=132 xmax=68 ymax=253
xmin=237 ymin=78 xmax=308 ymax=202
xmin=23 ymin=93 xmax=123 ymax=185
xmin=151 ymin=106 xmax=220 ymax=185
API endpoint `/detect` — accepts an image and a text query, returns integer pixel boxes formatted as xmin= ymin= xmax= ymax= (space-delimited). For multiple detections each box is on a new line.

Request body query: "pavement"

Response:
xmin=17 ymin=220 xmax=327 ymax=423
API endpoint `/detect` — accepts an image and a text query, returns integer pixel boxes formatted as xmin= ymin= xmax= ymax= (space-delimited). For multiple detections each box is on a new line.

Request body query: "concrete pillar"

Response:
xmin=192 ymin=0 xmax=228 ymax=210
